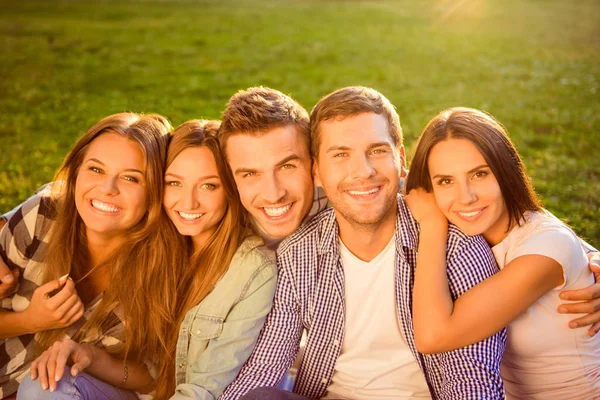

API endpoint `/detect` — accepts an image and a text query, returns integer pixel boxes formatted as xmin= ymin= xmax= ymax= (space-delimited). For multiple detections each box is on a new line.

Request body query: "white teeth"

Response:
xmin=91 ymin=200 xmax=120 ymax=213
xmin=263 ymin=204 xmax=292 ymax=217
xmin=178 ymin=211 xmax=204 ymax=220
xmin=348 ymin=187 xmax=380 ymax=196
xmin=459 ymin=210 xmax=481 ymax=218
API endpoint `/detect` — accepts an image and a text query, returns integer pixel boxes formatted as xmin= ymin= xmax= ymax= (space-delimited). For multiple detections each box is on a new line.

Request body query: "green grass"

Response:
xmin=0 ymin=0 xmax=598 ymax=242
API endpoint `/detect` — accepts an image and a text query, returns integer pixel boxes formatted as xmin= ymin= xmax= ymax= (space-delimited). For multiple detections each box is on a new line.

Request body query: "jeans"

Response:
xmin=16 ymin=366 xmax=138 ymax=400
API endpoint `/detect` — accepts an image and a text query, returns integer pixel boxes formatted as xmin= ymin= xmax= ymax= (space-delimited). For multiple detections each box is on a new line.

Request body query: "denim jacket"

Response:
xmin=171 ymin=235 xmax=277 ymax=400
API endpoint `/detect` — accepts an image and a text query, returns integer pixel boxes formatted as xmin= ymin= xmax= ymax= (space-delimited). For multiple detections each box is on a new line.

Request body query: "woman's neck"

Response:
xmin=85 ymin=230 xmax=125 ymax=267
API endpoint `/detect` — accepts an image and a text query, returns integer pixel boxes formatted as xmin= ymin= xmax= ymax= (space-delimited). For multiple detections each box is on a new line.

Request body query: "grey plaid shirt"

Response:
xmin=0 ymin=191 xmax=126 ymax=398
xmin=222 ymin=195 xmax=506 ymax=399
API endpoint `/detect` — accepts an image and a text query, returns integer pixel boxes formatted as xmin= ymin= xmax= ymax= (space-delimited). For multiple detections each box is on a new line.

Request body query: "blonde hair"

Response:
xmin=36 ymin=112 xmax=182 ymax=369
xmin=309 ymin=86 xmax=403 ymax=159
xmin=155 ymin=120 xmax=249 ymax=399
xmin=219 ymin=86 xmax=310 ymax=155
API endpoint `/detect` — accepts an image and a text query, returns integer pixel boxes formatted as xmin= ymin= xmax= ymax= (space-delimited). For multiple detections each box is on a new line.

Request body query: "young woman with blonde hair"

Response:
xmin=0 ymin=112 xmax=182 ymax=399
xmin=154 ymin=120 xmax=277 ymax=400
xmin=405 ymin=107 xmax=600 ymax=398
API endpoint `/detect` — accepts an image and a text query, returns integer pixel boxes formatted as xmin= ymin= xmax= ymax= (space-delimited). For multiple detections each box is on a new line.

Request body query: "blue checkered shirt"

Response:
xmin=222 ymin=195 xmax=506 ymax=399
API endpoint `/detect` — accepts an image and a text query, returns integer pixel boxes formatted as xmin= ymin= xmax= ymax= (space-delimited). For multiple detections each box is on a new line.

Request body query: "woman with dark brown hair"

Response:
xmin=405 ymin=107 xmax=600 ymax=399
xmin=0 ymin=112 xmax=181 ymax=399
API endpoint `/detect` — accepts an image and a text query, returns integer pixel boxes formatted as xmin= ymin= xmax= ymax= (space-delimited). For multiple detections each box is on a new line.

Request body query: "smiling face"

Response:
xmin=163 ymin=146 xmax=227 ymax=250
xmin=75 ymin=132 xmax=148 ymax=242
xmin=313 ymin=112 xmax=403 ymax=233
xmin=225 ymin=125 xmax=314 ymax=239
xmin=428 ymin=138 xmax=510 ymax=245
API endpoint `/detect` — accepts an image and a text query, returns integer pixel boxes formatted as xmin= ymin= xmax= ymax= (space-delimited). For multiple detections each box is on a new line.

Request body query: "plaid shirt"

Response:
xmin=0 ymin=191 xmax=126 ymax=398
xmin=222 ymin=195 xmax=506 ymax=399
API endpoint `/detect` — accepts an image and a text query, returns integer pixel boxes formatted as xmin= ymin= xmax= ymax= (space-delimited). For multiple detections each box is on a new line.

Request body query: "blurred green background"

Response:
xmin=0 ymin=0 xmax=598 ymax=242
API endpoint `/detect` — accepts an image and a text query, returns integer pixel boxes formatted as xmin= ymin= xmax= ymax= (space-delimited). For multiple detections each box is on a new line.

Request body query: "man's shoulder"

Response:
xmin=277 ymin=207 xmax=336 ymax=257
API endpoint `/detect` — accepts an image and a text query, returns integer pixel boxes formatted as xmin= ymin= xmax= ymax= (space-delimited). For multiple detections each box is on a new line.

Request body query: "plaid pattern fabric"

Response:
xmin=306 ymin=187 xmax=329 ymax=222
xmin=222 ymin=195 xmax=506 ymax=400
xmin=0 ymin=192 xmax=126 ymax=398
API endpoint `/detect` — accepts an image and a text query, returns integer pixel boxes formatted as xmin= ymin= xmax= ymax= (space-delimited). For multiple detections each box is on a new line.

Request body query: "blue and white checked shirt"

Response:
xmin=222 ymin=195 xmax=506 ymax=399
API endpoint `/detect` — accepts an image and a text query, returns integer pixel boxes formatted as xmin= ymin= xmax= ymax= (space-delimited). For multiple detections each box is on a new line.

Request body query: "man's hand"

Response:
xmin=0 ymin=256 xmax=19 ymax=299
xmin=559 ymin=252 xmax=600 ymax=336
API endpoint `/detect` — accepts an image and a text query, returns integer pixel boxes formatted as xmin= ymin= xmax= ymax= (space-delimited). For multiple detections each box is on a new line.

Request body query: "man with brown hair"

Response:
xmin=221 ymin=86 xmax=600 ymax=400
xmin=218 ymin=87 xmax=327 ymax=248
xmin=221 ymin=86 xmax=507 ymax=400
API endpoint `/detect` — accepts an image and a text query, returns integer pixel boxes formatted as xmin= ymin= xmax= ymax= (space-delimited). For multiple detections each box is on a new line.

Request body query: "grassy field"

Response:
xmin=0 ymin=0 xmax=598 ymax=242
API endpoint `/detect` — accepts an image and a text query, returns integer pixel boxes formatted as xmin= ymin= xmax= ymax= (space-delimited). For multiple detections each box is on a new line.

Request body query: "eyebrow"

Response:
xmin=234 ymin=154 xmax=302 ymax=176
xmin=86 ymin=158 xmax=144 ymax=175
xmin=165 ymin=172 xmax=220 ymax=181
xmin=326 ymin=142 xmax=392 ymax=153
xmin=431 ymin=164 xmax=490 ymax=180
xmin=276 ymin=154 xmax=301 ymax=167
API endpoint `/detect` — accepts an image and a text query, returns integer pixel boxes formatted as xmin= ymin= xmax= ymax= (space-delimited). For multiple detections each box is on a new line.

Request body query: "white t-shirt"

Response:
xmin=492 ymin=210 xmax=600 ymax=399
xmin=323 ymin=237 xmax=430 ymax=400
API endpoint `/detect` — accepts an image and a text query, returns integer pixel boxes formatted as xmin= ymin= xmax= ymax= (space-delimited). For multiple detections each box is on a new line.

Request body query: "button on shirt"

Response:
xmin=222 ymin=195 xmax=506 ymax=400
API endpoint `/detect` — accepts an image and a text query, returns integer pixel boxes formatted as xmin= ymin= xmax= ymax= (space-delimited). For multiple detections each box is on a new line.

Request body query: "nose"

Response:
xmin=457 ymin=181 xmax=477 ymax=205
xmin=349 ymin=153 xmax=376 ymax=180
xmin=182 ymin=186 xmax=200 ymax=210
xmin=261 ymin=172 xmax=286 ymax=204
xmin=99 ymin=175 xmax=119 ymax=196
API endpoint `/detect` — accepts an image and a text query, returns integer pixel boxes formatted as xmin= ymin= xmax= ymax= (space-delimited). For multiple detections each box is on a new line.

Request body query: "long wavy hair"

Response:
xmin=36 ymin=112 xmax=184 ymax=368
xmin=155 ymin=120 xmax=249 ymax=399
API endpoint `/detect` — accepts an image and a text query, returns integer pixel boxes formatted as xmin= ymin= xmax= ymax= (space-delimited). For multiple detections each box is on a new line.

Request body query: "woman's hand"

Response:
xmin=30 ymin=338 xmax=93 ymax=392
xmin=23 ymin=276 xmax=84 ymax=333
xmin=405 ymin=188 xmax=447 ymax=228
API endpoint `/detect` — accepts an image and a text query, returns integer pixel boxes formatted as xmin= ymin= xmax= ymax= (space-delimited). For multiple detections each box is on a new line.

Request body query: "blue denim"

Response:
xmin=16 ymin=366 xmax=138 ymax=400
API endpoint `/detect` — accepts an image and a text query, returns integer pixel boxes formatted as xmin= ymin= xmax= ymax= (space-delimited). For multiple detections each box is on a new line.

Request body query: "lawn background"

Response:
xmin=0 ymin=0 xmax=598 ymax=242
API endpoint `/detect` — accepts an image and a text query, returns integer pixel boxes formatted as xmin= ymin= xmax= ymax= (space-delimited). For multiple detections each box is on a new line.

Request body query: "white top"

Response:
xmin=324 ymin=236 xmax=431 ymax=400
xmin=492 ymin=210 xmax=600 ymax=399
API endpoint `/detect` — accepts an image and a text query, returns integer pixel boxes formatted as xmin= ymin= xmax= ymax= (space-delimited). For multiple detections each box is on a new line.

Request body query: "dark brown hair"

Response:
xmin=406 ymin=107 xmax=542 ymax=231
xmin=309 ymin=86 xmax=403 ymax=159
xmin=219 ymin=86 xmax=310 ymax=155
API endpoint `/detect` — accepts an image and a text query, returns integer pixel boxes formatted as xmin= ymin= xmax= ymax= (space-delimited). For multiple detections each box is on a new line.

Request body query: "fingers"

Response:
xmin=47 ymin=344 xmax=59 ymax=391
xmin=560 ymin=282 xmax=600 ymax=301
xmin=54 ymin=341 xmax=76 ymax=384
xmin=30 ymin=339 xmax=77 ymax=391
xmin=0 ymin=268 xmax=19 ymax=299
xmin=558 ymin=297 xmax=600 ymax=315
xmin=44 ymin=275 xmax=73 ymax=305
xmin=566 ymin=310 xmax=600 ymax=331
xmin=589 ymin=321 xmax=600 ymax=337
xmin=33 ymin=351 xmax=50 ymax=391
xmin=62 ymin=299 xmax=85 ymax=325
xmin=54 ymin=291 xmax=84 ymax=325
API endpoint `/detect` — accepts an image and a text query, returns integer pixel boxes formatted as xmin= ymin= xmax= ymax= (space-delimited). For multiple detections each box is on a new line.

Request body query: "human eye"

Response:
xmin=165 ymin=180 xmax=182 ymax=187
xmin=473 ymin=170 xmax=489 ymax=179
xmin=123 ymin=175 xmax=139 ymax=183
xmin=333 ymin=152 xmax=347 ymax=158
xmin=201 ymin=183 xmax=217 ymax=190
xmin=436 ymin=177 xmax=452 ymax=186
xmin=280 ymin=163 xmax=296 ymax=171
xmin=371 ymin=148 xmax=387 ymax=155
xmin=89 ymin=166 xmax=103 ymax=174
xmin=242 ymin=171 xmax=256 ymax=178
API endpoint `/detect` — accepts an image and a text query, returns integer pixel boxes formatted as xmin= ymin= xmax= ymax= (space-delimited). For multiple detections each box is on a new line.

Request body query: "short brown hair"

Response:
xmin=406 ymin=107 xmax=542 ymax=232
xmin=309 ymin=86 xmax=403 ymax=159
xmin=219 ymin=86 xmax=310 ymax=155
